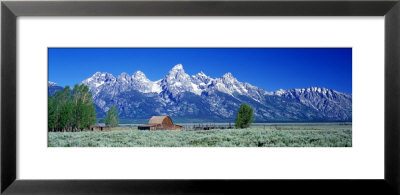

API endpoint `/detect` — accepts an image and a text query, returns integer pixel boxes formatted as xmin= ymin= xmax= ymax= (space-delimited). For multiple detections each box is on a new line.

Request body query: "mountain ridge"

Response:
xmin=49 ymin=64 xmax=352 ymax=122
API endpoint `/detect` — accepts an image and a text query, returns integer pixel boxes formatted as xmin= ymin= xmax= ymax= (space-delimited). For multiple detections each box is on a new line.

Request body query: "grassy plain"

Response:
xmin=48 ymin=123 xmax=351 ymax=147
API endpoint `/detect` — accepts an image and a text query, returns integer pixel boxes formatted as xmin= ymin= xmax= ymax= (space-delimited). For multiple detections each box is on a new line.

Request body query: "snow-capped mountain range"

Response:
xmin=48 ymin=64 xmax=352 ymax=122
xmin=48 ymin=81 xmax=63 ymax=96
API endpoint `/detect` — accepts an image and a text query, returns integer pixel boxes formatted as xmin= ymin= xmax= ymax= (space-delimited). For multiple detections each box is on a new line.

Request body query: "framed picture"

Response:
xmin=2 ymin=0 xmax=400 ymax=194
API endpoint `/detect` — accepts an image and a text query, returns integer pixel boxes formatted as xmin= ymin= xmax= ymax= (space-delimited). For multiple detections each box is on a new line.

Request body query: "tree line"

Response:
xmin=48 ymin=84 xmax=97 ymax=132
xmin=48 ymin=84 xmax=250 ymax=132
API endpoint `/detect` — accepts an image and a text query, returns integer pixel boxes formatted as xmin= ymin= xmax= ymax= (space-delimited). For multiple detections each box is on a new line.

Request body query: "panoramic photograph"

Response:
xmin=48 ymin=48 xmax=352 ymax=147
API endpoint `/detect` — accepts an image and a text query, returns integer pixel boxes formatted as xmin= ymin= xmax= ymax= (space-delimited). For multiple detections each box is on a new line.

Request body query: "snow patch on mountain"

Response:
xmin=131 ymin=71 xmax=162 ymax=93
xmin=48 ymin=81 xmax=60 ymax=87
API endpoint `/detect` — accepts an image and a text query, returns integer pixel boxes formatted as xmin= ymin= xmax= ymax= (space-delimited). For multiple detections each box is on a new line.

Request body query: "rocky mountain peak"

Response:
xmin=117 ymin=72 xmax=131 ymax=82
xmin=222 ymin=72 xmax=233 ymax=78
xmin=48 ymin=81 xmax=59 ymax=87
xmin=172 ymin=64 xmax=184 ymax=70
xmin=221 ymin=72 xmax=238 ymax=84
xmin=82 ymin=72 xmax=116 ymax=88
xmin=192 ymin=71 xmax=212 ymax=84
xmin=132 ymin=71 xmax=149 ymax=81
xmin=197 ymin=71 xmax=207 ymax=77
xmin=93 ymin=72 xmax=114 ymax=78
xmin=165 ymin=64 xmax=190 ymax=81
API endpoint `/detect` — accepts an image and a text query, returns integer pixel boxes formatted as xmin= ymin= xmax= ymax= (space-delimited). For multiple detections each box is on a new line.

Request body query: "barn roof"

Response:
xmin=148 ymin=116 xmax=171 ymax=124
xmin=138 ymin=124 xmax=157 ymax=127
xmin=94 ymin=123 xmax=106 ymax=127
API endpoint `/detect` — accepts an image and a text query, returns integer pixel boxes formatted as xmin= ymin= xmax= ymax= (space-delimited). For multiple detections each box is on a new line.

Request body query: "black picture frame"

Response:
xmin=2 ymin=0 xmax=400 ymax=194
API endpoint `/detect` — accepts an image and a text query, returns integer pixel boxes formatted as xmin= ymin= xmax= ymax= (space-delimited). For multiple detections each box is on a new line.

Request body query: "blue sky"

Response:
xmin=48 ymin=48 xmax=352 ymax=93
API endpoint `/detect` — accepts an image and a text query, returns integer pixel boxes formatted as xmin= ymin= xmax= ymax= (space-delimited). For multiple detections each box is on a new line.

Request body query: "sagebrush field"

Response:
xmin=48 ymin=126 xmax=352 ymax=147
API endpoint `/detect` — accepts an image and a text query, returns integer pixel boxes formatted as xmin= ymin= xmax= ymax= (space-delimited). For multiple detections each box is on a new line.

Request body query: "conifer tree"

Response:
xmin=105 ymin=106 xmax=119 ymax=127
xmin=235 ymin=104 xmax=255 ymax=129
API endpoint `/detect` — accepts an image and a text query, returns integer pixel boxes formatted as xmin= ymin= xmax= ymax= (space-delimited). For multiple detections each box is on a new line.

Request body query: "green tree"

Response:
xmin=48 ymin=84 xmax=96 ymax=132
xmin=72 ymin=84 xmax=97 ymax=131
xmin=98 ymin=118 xmax=105 ymax=123
xmin=86 ymin=103 xmax=97 ymax=129
xmin=235 ymin=104 xmax=255 ymax=129
xmin=105 ymin=106 xmax=119 ymax=127
xmin=49 ymin=87 xmax=70 ymax=131
xmin=58 ymin=86 xmax=73 ymax=131
xmin=48 ymin=95 xmax=57 ymax=131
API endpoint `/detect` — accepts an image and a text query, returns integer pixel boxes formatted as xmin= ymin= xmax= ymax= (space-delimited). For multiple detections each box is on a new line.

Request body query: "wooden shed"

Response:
xmin=138 ymin=116 xmax=182 ymax=130
xmin=90 ymin=123 xmax=111 ymax=131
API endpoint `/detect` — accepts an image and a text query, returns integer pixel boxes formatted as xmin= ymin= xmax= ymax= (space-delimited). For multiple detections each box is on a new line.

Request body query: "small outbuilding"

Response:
xmin=138 ymin=116 xmax=182 ymax=130
xmin=90 ymin=123 xmax=111 ymax=131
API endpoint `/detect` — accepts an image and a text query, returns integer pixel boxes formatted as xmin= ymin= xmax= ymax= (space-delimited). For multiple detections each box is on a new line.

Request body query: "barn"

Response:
xmin=138 ymin=116 xmax=182 ymax=130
